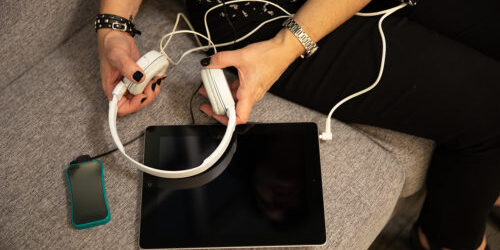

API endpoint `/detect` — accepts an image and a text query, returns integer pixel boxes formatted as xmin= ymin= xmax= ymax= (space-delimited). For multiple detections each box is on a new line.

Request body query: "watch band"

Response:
xmin=94 ymin=14 xmax=142 ymax=37
xmin=282 ymin=17 xmax=318 ymax=58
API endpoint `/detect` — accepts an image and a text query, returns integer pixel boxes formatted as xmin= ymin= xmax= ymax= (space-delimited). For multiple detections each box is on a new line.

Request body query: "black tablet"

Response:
xmin=140 ymin=123 xmax=325 ymax=249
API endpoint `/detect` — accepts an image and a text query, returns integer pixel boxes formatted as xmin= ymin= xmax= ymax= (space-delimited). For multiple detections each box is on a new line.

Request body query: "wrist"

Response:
xmin=97 ymin=29 xmax=126 ymax=58
xmin=271 ymin=29 xmax=305 ymax=62
xmin=97 ymin=28 xmax=113 ymax=39
xmin=97 ymin=28 xmax=116 ymax=47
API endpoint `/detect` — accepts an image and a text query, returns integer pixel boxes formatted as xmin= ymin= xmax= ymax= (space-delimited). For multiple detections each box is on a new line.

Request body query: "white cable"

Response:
xmin=160 ymin=30 xmax=218 ymax=66
xmin=176 ymin=15 xmax=290 ymax=58
xmin=319 ymin=3 xmax=407 ymax=141
xmin=162 ymin=13 xmax=204 ymax=55
xmin=203 ymin=0 xmax=292 ymax=42
xmin=159 ymin=0 xmax=292 ymax=67
xmin=356 ymin=3 xmax=407 ymax=17
xmin=155 ymin=1 xmax=407 ymax=143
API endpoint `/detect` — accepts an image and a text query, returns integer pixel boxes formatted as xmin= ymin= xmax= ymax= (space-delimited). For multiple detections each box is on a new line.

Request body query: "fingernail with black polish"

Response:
xmin=158 ymin=76 xmax=166 ymax=85
xmin=152 ymin=82 xmax=157 ymax=91
xmin=200 ymin=57 xmax=211 ymax=67
xmin=155 ymin=78 xmax=162 ymax=86
xmin=133 ymin=71 xmax=143 ymax=82
xmin=141 ymin=97 xmax=147 ymax=103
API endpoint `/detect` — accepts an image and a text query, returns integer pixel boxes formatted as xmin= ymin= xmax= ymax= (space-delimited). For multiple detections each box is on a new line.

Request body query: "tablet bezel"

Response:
xmin=139 ymin=122 xmax=326 ymax=249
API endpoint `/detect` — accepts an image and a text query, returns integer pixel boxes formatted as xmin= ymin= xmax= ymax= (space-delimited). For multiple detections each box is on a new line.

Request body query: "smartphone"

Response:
xmin=66 ymin=159 xmax=110 ymax=229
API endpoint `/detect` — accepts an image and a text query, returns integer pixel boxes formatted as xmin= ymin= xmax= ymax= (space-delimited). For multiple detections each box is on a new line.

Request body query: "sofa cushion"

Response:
xmin=0 ymin=0 xmax=99 ymax=89
xmin=352 ymin=124 xmax=434 ymax=197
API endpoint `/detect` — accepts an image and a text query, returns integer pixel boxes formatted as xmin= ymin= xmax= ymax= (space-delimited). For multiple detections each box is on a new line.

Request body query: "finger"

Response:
xmin=235 ymin=98 xmax=253 ymax=124
xmin=153 ymin=74 xmax=167 ymax=97
xmin=117 ymin=95 xmax=128 ymax=107
xmin=124 ymin=92 xmax=135 ymax=100
xmin=141 ymin=77 xmax=160 ymax=106
xmin=229 ymin=80 xmax=240 ymax=100
xmin=200 ymin=103 xmax=214 ymax=117
xmin=198 ymin=87 xmax=208 ymax=98
xmin=200 ymin=104 xmax=229 ymax=125
xmin=229 ymin=79 xmax=240 ymax=91
xmin=116 ymin=74 xmax=167 ymax=116
xmin=202 ymin=50 xmax=240 ymax=69
xmin=101 ymin=63 xmax=122 ymax=101
xmin=147 ymin=76 xmax=162 ymax=98
xmin=107 ymin=48 xmax=145 ymax=84
xmin=103 ymin=83 xmax=113 ymax=101
xmin=117 ymin=93 xmax=147 ymax=116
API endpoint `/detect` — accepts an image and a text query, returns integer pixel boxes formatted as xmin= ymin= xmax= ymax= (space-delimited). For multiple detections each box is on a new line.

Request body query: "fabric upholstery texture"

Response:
xmin=352 ymin=124 xmax=434 ymax=197
xmin=0 ymin=0 xmax=433 ymax=249
xmin=0 ymin=0 xmax=99 ymax=89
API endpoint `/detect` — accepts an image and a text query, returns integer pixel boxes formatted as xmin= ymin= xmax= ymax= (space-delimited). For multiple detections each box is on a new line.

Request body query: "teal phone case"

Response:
xmin=66 ymin=159 xmax=110 ymax=229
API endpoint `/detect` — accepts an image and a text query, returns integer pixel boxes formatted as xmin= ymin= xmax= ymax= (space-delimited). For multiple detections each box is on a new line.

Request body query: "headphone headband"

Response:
xmin=108 ymin=88 xmax=236 ymax=178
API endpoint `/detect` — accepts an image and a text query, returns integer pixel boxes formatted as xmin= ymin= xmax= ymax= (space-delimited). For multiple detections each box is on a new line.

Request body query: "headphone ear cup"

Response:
xmin=126 ymin=50 xmax=169 ymax=95
xmin=201 ymin=69 xmax=234 ymax=115
xmin=203 ymin=80 xmax=226 ymax=115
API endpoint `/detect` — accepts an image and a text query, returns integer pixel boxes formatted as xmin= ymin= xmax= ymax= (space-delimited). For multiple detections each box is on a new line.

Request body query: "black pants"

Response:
xmin=187 ymin=0 xmax=500 ymax=248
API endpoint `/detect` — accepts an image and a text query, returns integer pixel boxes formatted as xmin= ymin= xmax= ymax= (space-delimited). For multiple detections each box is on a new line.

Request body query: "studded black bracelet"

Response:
xmin=94 ymin=14 xmax=142 ymax=37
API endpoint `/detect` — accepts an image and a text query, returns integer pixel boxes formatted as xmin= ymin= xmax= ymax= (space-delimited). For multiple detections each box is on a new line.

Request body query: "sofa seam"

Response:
xmin=0 ymin=17 xmax=94 ymax=95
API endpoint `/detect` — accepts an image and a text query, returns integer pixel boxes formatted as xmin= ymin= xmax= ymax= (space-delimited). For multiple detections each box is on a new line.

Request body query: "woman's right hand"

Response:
xmin=98 ymin=29 xmax=166 ymax=116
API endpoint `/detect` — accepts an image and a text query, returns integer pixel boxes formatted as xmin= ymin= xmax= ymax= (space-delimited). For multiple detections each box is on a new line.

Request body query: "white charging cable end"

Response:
xmin=319 ymin=113 xmax=334 ymax=141
xmin=319 ymin=131 xmax=332 ymax=141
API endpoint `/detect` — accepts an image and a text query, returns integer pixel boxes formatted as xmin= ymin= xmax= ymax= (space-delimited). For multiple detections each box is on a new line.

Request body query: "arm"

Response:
xmin=98 ymin=0 xmax=166 ymax=116
xmin=276 ymin=0 xmax=371 ymax=58
xmin=201 ymin=0 xmax=371 ymax=124
xmin=99 ymin=0 xmax=143 ymax=19
xmin=292 ymin=0 xmax=371 ymax=44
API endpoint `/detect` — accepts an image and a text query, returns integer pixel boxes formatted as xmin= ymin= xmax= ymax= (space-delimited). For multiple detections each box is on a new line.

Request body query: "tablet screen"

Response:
xmin=140 ymin=123 xmax=325 ymax=249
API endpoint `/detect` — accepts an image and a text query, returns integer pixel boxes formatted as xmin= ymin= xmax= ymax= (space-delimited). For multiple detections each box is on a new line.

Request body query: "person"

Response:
xmin=97 ymin=0 xmax=500 ymax=249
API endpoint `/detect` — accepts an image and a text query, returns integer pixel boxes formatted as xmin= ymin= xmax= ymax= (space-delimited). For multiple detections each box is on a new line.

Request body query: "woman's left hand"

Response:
xmin=199 ymin=30 xmax=304 ymax=125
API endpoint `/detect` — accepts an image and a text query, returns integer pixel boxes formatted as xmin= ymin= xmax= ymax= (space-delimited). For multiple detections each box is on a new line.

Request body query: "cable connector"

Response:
xmin=319 ymin=131 xmax=332 ymax=141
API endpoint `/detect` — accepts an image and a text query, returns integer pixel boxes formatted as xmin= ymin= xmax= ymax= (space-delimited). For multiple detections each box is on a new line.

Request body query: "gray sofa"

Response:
xmin=0 ymin=0 xmax=435 ymax=249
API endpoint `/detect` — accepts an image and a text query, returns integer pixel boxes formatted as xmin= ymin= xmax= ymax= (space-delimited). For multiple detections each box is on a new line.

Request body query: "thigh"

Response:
xmin=406 ymin=0 xmax=500 ymax=60
xmin=185 ymin=0 xmax=305 ymax=50
xmin=270 ymin=13 xmax=500 ymax=151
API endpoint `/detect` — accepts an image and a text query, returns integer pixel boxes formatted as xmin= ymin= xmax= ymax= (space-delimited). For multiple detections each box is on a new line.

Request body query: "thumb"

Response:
xmin=203 ymin=50 xmax=240 ymax=69
xmin=107 ymin=49 xmax=145 ymax=83
xmin=235 ymin=97 xmax=253 ymax=124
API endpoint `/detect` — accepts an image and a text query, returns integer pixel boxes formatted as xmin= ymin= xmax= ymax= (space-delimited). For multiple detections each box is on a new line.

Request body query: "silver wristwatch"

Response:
xmin=282 ymin=17 xmax=318 ymax=58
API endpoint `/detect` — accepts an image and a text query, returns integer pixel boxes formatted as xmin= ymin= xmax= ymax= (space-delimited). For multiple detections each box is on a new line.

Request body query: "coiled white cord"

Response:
xmin=159 ymin=0 xmax=293 ymax=68
xmin=319 ymin=3 xmax=407 ymax=141
xmin=157 ymin=1 xmax=407 ymax=142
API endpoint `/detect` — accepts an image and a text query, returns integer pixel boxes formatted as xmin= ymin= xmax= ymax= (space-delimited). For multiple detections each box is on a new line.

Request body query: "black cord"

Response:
xmin=91 ymin=132 xmax=145 ymax=160
xmin=190 ymin=82 xmax=204 ymax=125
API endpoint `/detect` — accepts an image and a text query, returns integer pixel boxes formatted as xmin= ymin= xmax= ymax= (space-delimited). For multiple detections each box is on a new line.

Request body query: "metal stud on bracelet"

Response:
xmin=94 ymin=14 xmax=142 ymax=37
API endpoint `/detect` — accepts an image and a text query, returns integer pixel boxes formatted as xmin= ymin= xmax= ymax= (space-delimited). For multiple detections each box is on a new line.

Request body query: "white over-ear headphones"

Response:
xmin=109 ymin=50 xmax=236 ymax=179
xmin=107 ymin=0 xmax=410 ymax=179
